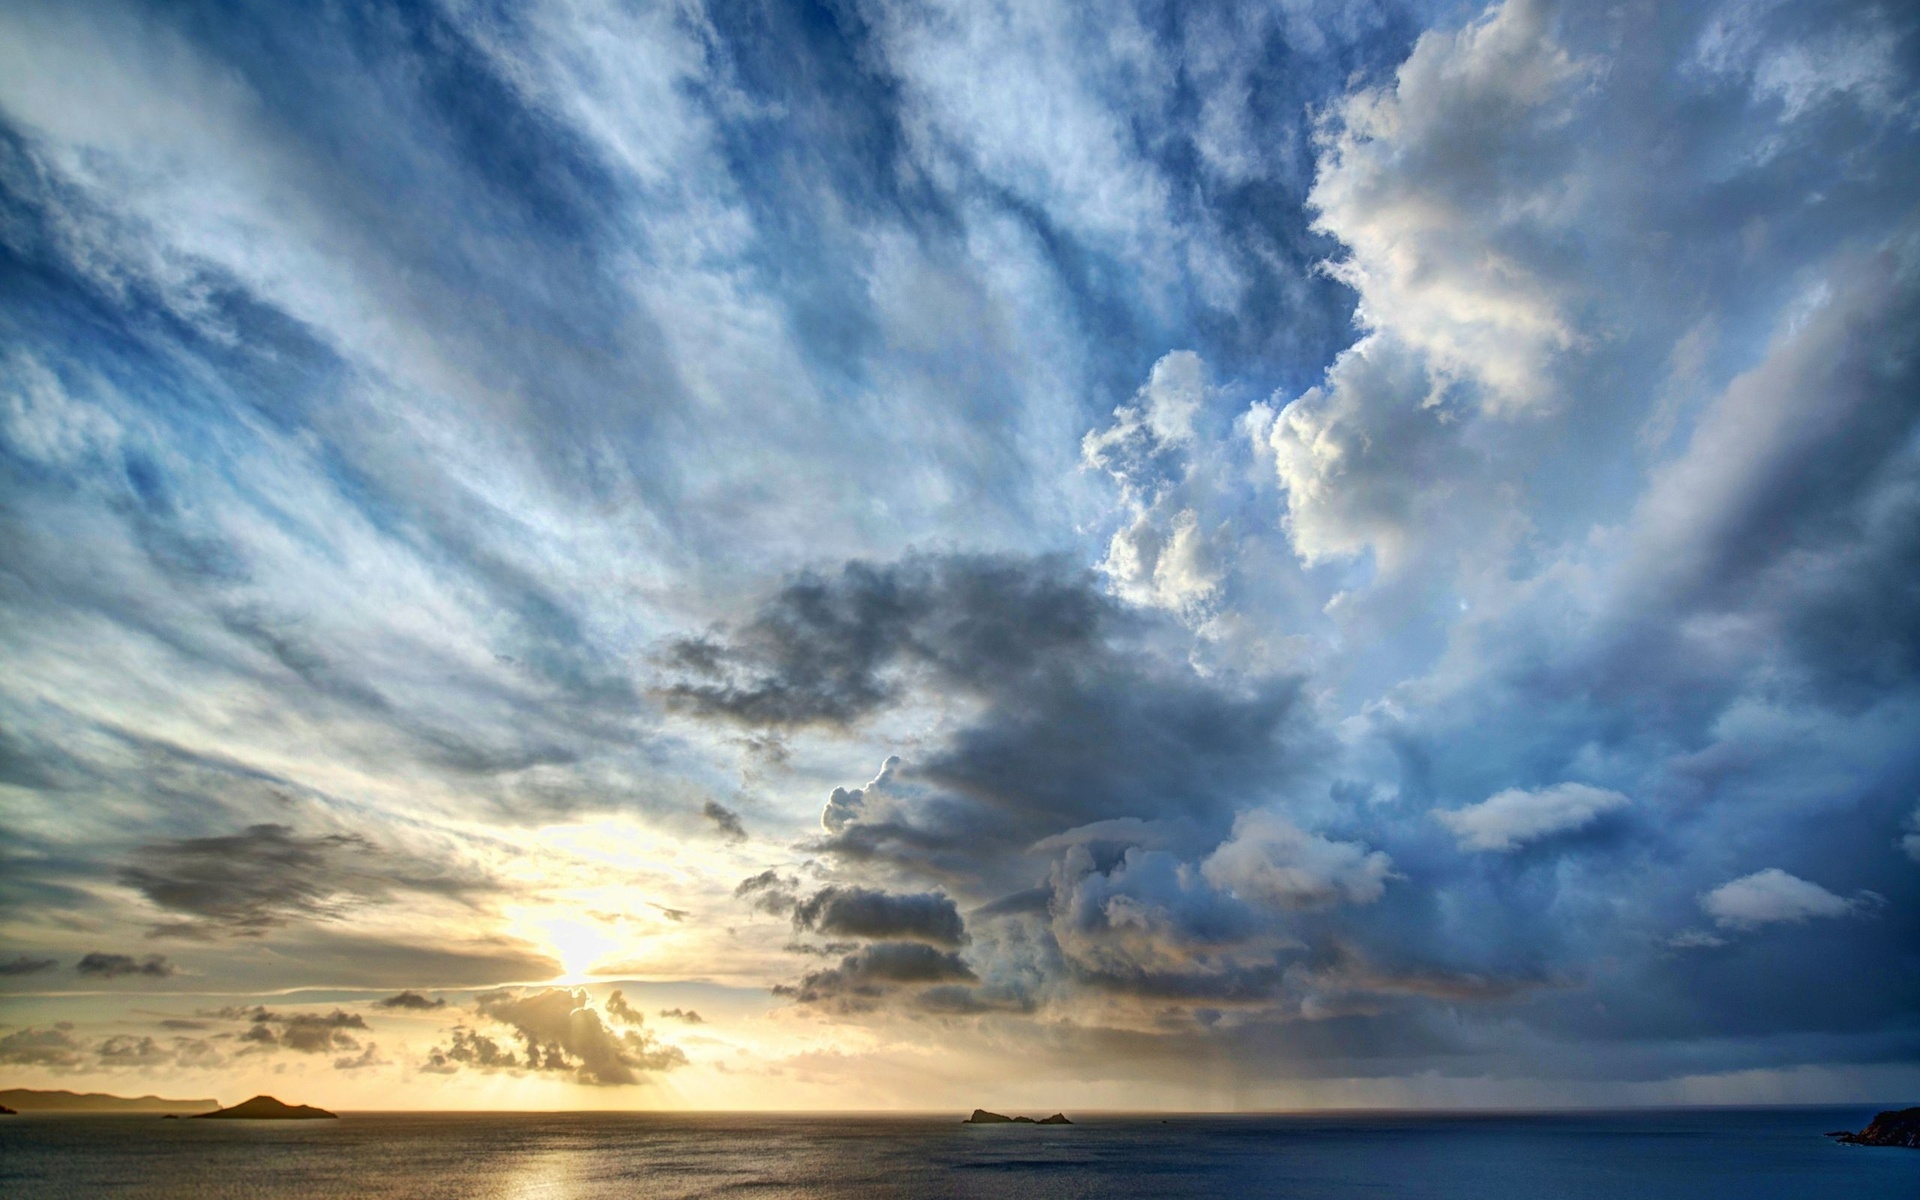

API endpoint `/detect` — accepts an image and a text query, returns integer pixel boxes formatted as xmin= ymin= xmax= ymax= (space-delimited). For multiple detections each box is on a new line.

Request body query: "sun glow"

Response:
xmin=515 ymin=911 xmax=629 ymax=982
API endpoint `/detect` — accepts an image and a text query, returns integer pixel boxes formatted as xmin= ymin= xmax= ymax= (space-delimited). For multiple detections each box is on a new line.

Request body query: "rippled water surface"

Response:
xmin=4 ymin=1107 xmax=1916 ymax=1198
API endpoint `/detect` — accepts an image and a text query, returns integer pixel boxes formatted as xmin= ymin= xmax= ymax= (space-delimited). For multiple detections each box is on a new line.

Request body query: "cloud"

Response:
xmin=734 ymin=869 xmax=799 ymax=916
xmin=1084 ymin=351 xmax=1226 ymax=616
xmin=333 ymin=1043 xmax=387 ymax=1071
xmin=374 ymin=991 xmax=446 ymax=1011
xmin=118 ymin=823 xmax=469 ymax=938
xmin=0 ymin=1025 xmax=84 ymax=1068
xmin=94 ymin=1035 xmax=172 ymax=1067
xmin=426 ymin=988 xmax=685 ymax=1086
xmin=1436 ymin=784 xmax=1632 ymax=852
xmin=1700 ymin=869 xmax=1871 ymax=929
xmin=0 ymin=954 xmax=57 ymax=975
xmin=1904 ymin=806 xmax=1920 ymax=862
xmin=658 ymin=1007 xmax=704 ymax=1024
xmin=604 ymin=989 xmax=642 ymax=1025
xmin=1308 ymin=0 xmax=1592 ymax=413
xmin=774 ymin=942 xmax=977 ymax=1012
xmin=680 ymin=554 xmax=1310 ymax=897
xmin=702 ymin=800 xmax=748 ymax=843
xmin=792 ymin=886 xmax=968 ymax=947
xmin=821 ymin=756 xmax=900 ymax=835
xmin=219 ymin=1007 xmax=369 ymax=1055
xmin=75 ymin=952 xmax=173 ymax=978
xmin=661 ymin=554 xmax=1118 ymax=730
xmin=1200 ymin=811 xmax=1393 ymax=908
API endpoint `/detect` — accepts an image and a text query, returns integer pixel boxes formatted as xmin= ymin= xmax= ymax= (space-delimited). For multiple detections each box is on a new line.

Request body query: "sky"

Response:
xmin=0 ymin=0 xmax=1916 ymax=1113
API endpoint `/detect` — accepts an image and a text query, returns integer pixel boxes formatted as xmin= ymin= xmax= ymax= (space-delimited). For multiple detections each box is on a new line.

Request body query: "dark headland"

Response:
xmin=0 ymin=1089 xmax=217 ymax=1114
xmin=1828 ymin=1108 xmax=1920 ymax=1148
xmin=964 ymin=1109 xmax=1071 ymax=1125
xmin=191 ymin=1095 xmax=337 ymax=1120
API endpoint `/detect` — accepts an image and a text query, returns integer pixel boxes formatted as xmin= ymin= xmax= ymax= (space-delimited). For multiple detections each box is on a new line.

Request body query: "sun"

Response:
xmin=521 ymin=912 xmax=627 ymax=983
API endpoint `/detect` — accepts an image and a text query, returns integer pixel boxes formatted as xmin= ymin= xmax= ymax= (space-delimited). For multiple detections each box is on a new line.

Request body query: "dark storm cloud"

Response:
xmin=773 ymin=941 xmax=977 ymax=1012
xmin=374 ymin=990 xmax=445 ymax=1011
xmin=661 ymin=553 xmax=1115 ymax=729
xmin=792 ymin=886 xmax=967 ymax=947
xmin=75 ymin=951 xmax=173 ymax=978
xmin=0 ymin=954 xmax=57 ymax=975
xmin=680 ymin=554 xmax=1310 ymax=891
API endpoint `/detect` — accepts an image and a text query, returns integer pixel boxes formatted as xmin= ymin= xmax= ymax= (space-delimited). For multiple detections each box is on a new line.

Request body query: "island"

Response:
xmin=190 ymin=1095 xmax=337 ymax=1120
xmin=1828 ymin=1108 xmax=1920 ymax=1148
xmin=963 ymin=1109 xmax=1071 ymax=1125
xmin=0 ymin=1104 xmax=15 ymax=1115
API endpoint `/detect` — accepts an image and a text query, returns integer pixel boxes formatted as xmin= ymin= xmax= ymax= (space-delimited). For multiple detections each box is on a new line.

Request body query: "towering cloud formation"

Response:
xmin=0 ymin=0 xmax=1915 ymax=1107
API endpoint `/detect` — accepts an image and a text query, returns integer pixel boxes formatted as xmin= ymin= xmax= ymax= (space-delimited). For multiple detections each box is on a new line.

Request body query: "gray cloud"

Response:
xmin=701 ymin=800 xmax=748 ymax=844
xmin=0 ymin=1025 xmax=84 ymax=1068
xmin=792 ymin=886 xmax=967 ymax=948
xmin=0 ymin=954 xmax=57 ymax=975
xmin=374 ymin=990 xmax=446 ymax=1011
xmin=118 ymin=823 xmax=479 ymax=938
xmin=75 ymin=952 xmax=173 ymax=979
xmin=774 ymin=942 xmax=978 ymax=1012
xmin=219 ymin=1006 xmax=369 ymax=1055
xmin=684 ymin=555 xmax=1311 ymax=898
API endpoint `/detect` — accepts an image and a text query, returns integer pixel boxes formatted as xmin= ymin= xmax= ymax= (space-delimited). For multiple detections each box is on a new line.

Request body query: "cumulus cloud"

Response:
xmin=821 ymin=757 xmax=901 ymax=835
xmin=1200 ymin=812 xmax=1393 ymax=908
xmin=1084 ymin=351 xmax=1226 ymax=615
xmin=75 ymin=952 xmax=173 ymax=979
xmin=1308 ymin=0 xmax=1592 ymax=413
xmin=374 ymin=991 xmax=446 ymax=1011
xmin=1437 ymin=784 xmax=1631 ymax=852
xmin=425 ymin=988 xmax=684 ymax=1086
xmin=1700 ymin=869 xmax=1871 ymax=929
xmin=658 ymin=1007 xmax=704 ymax=1024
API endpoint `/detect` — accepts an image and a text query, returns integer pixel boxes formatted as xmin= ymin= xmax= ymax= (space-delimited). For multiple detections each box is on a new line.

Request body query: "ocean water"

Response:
xmin=3 ymin=1107 xmax=1916 ymax=1199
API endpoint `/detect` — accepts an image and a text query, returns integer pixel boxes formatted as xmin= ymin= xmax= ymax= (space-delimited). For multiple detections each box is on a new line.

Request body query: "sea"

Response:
xmin=2 ymin=1107 xmax=1915 ymax=1198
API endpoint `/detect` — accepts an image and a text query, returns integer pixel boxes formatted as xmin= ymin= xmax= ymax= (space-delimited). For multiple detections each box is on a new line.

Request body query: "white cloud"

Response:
xmin=1307 ymin=0 xmax=1592 ymax=413
xmin=1437 ymin=783 xmax=1630 ymax=852
xmin=1700 ymin=868 xmax=1859 ymax=928
xmin=1201 ymin=810 xmax=1393 ymax=909
xmin=1084 ymin=351 xmax=1226 ymax=615
xmin=822 ymin=755 xmax=903 ymax=834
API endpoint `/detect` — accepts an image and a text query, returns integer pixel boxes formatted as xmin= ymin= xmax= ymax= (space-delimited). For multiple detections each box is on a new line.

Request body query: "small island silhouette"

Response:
xmin=191 ymin=1095 xmax=337 ymax=1120
xmin=963 ymin=1109 xmax=1071 ymax=1125
xmin=1827 ymin=1108 xmax=1920 ymax=1148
